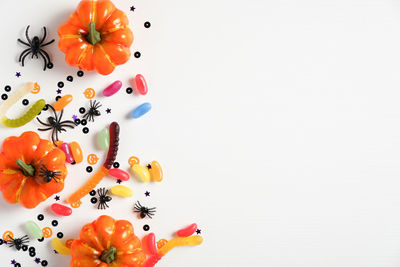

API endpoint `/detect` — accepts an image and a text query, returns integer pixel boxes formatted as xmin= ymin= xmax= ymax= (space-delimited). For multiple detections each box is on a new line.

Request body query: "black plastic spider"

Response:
xmin=97 ymin=188 xmax=112 ymax=210
xmin=8 ymin=235 xmax=29 ymax=251
xmin=37 ymin=104 xmax=76 ymax=146
xmin=134 ymin=201 xmax=156 ymax=219
xmin=18 ymin=25 xmax=54 ymax=71
xmin=39 ymin=165 xmax=61 ymax=183
xmin=83 ymin=100 xmax=102 ymax=122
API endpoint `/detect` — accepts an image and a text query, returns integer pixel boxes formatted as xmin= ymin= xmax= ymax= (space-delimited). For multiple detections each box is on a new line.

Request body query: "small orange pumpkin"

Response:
xmin=70 ymin=215 xmax=146 ymax=266
xmin=58 ymin=0 xmax=134 ymax=75
xmin=0 ymin=131 xmax=67 ymax=209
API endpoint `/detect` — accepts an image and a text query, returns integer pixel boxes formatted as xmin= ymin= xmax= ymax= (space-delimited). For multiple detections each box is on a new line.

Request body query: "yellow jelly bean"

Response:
xmin=132 ymin=164 xmax=151 ymax=182
xmin=51 ymin=237 xmax=71 ymax=255
xmin=110 ymin=185 xmax=133 ymax=197
xmin=148 ymin=161 xmax=163 ymax=182
xmin=54 ymin=94 xmax=73 ymax=111
xmin=70 ymin=141 xmax=83 ymax=164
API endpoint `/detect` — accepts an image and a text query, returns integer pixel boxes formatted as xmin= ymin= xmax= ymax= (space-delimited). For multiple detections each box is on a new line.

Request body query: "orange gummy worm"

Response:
xmin=67 ymin=166 xmax=108 ymax=204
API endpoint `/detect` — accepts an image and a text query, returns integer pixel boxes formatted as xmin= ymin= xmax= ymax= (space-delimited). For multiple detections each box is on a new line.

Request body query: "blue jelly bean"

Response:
xmin=131 ymin=103 xmax=152 ymax=119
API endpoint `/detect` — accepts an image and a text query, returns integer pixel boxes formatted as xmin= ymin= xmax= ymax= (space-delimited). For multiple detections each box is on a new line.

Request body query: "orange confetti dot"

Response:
xmin=42 ymin=227 xmax=53 ymax=238
xmin=31 ymin=82 xmax=40 ymax=94
xmin=65 ymin=239 xmax=74 ymax=248
xmin=87 ymin=154 xmax=99 ymax=165
xmin=3 ymin=231 xmax=13 ymax=242
xmin=128 ymin=156 xmax=140 ymax=167
xmin=157 ymin=239 xmax=168 ymax=249
xmin=83 ymin=88 xmax=95 ymax=99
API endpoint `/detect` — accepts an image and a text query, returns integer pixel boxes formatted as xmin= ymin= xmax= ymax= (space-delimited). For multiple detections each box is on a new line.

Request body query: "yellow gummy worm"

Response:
xmin=157 ymin=235 xmax=203 ymax=257
xmin=0 ymin=82 xmax=45 ymax=127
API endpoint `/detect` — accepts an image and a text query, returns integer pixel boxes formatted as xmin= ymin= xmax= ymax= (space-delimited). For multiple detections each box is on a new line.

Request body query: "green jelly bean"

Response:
xmin=98 ymin=127 xmax=110 ymax=150
xmin=25 ymin=220 xmax=43 ymax=239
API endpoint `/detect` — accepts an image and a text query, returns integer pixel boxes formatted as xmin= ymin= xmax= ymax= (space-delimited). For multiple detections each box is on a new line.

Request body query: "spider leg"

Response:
xmin=36 ymin=117 xmax=52 ymax=127
xmin=37 ymin=127 xmax=53 ymax=132
xmin=40 ymin=49 xmax=51 ymax=65
xmin=59 ymin=120 xmax=76 ymax=126
xmin=19 ymin=48 xmax=31 ymax=62
xmin=18 ymin=39 xmax=30 ymax=46
xmin=41 ymin=39 xmax=55 ymax=47
xmin=25 ymin=25 xmax=32 ymax=45
xmin=55 ymin=128 xmax=60 ymax=142
xmin=59 ymin=108 xmax=64 ymax=122
xmin=20 ymin=51 xmax=32 ymax=66
xmin=38 ymin=50 xmax=48 ymax=71
xmin=40 ymin=26 xmax=47 ymax=44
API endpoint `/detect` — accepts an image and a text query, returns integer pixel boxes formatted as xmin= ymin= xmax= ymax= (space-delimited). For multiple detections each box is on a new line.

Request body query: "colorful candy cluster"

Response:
xmin=0 ymin=0 xmax=202 ymax=266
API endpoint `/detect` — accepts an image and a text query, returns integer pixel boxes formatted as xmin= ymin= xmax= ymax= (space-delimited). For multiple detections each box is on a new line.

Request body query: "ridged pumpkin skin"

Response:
xmin=58 ymin=0 xmax=134 ymax=75
xmin=0 ymin=131 xmax=67 ymax=209
xmin=70 ymin=215 xmax=146 ymax=267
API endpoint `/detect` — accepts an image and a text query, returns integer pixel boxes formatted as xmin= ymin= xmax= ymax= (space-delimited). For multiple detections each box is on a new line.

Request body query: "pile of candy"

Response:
xmin=0 ymin=0 xmax=202 ymax=266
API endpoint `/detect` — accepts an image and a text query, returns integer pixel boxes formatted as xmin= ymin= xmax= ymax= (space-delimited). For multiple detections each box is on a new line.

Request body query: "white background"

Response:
xmin=0 ymin=0 xmax=399 ymax=266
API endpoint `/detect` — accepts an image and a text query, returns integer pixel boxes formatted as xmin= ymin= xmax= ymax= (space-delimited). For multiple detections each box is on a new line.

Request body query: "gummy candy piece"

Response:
xmin=148 ymin=161 xmax=163 ymax=182
xmin=132 ymin=164 xmax=151 ymax=182
xmin=70 ymin=142 xmax=83 ymax=164
xmin=97 ymin=127 xmax=110 ymax=150
xmin=25 ymin=221 xmax=43 ymax=239
xmin=132 ymin=74 xmax=148 ymax=95
xmin=54 ymin=94 xmax=73 ymax=111
xmin=158 ymin=235 xmax=203 ymax=257
xmin=110 ymin=185 xmax=133 ymax=197
xmin=103 ymin=81 xmax=122 ymax=97
xmin=60 ymin=143 xmax=74 ymax=163
xmin=131 ymin=102 xmax=151 ymax=119
xmin=176 ymin=223 xmax=197 ymax=237
xmin=108 ymin=168 xmax=130 ymax=181
xmin=52 ymin=237 xmax=71 ymax=255
xmin=51 ymin=203 xmax=72 ymax=216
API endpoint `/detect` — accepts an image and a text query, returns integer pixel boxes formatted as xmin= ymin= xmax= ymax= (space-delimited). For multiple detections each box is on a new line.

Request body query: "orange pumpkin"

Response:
xmin=70 ymin=215 xmax=146 ymax=267
xmin=58 ymin=0 xmax=134 ymax=75
xmin=0 ymin=131 xmax=67 ymax=209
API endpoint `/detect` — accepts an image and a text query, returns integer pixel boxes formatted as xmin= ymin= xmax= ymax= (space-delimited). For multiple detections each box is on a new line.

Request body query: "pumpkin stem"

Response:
xmin=86 ymin=22 xmax=101 ymax=45
xmin=100 ymin=246 xmax=116 ymax=264
xmin=16 ymin=159 xmax=35 ymax=177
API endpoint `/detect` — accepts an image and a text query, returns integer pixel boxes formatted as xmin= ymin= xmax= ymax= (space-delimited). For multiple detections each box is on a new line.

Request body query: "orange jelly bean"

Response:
xmin=54 ymin=94 xmax=73 ymax=111
xmin=148 ymin=161 xmax=163 ymax=182
xmin=70 ymin=141 xmax=83 ymax=164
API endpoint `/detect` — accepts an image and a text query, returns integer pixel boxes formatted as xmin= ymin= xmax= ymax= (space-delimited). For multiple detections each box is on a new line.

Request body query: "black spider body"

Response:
xmin=39 ymin=165 xmax=61 ymax=183
xmin=83 ymin=100 xmax=102 ymax=122
xmin=37 ymin=104 xmax=76 ymax=146
xmin=18 ymin=25 xmax=54 ymax=70
xmin=134 ymin=201 xmax=156 ymax=219
xmin=8 ymin=235 xmax=29 ymax=251
xmin=97 ymin=188 xmax=112 ymax=210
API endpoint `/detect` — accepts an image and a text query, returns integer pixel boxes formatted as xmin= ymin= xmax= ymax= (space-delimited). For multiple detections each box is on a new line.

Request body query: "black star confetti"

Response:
xmin=106 ymin=108 xmax=111 ymax=114
xmin=130 ymin=6 xmax=136 ymax=11
xmin=34 ymin=258 xmax=41 ymax=264
xmin=15 ymin=72 xmax=21 ymax=77
xmin=145 ymin=191 xmax=150 ymax=197
xmin=116 ymin=179 xmax=122 ymax=184
xmin=196 ymin=229 xmax=201 ymax=234
xmin=54 ymin=195 xmax=60 ymax=201
xmin=56 ymin=89 xmax=62 ymax=94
